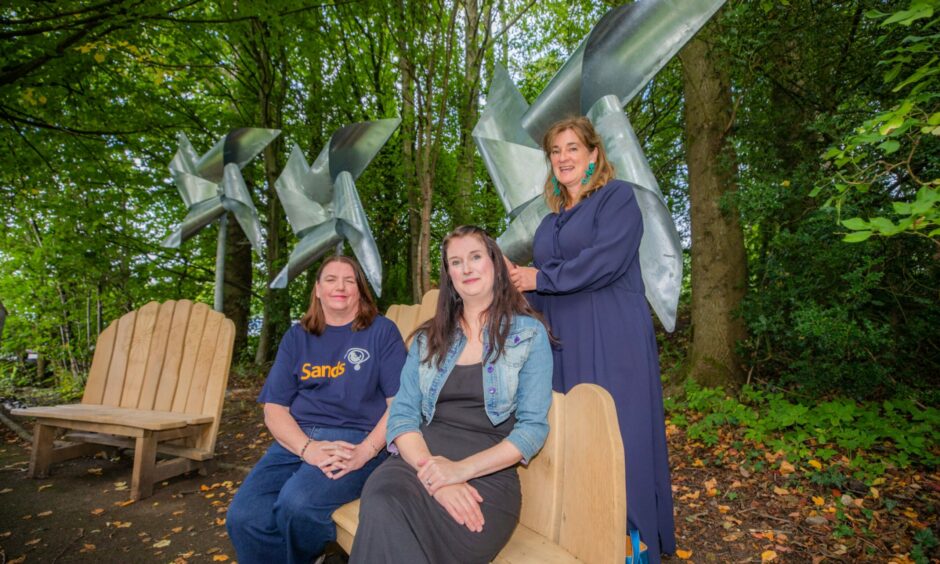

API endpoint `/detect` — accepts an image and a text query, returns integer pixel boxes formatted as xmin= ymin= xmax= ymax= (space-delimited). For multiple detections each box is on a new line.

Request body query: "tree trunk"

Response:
xmin=223 ymin=212 xmax=252 ymax=360
xmin=453 ymin=0 xmax=491 ymax=226
xmin=400 ymin=54 xmax=422 ymax=304
xmin=680 ymin=27 xmax=748 ymax=389
xmin=0 ymin=300 xmax=7 ymax=345
xmin=248 ymin=17 xmax=291 ymax=365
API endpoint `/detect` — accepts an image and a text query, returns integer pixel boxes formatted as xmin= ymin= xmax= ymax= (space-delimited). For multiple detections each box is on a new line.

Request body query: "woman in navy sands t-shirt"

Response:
xmin=226 ymin=256 xmax=406 ymax=564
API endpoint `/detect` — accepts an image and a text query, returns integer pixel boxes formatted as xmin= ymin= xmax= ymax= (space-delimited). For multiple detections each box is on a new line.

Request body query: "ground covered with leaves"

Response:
xmin=1 ymin=384 xmax=937 ymax=563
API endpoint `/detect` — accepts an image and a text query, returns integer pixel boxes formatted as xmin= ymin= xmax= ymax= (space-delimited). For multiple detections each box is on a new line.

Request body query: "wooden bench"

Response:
xmin=12 ymin=299 xmax=235 ymax=500
xmin=332 ymin=291 xmax=635 ymax=563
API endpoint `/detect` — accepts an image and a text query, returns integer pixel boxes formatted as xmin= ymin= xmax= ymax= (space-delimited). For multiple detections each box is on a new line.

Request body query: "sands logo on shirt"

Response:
xmin=300 ymin=361 xmax=346 ymax=380
xmin=345 ymin=348 xmax=371 ymax=371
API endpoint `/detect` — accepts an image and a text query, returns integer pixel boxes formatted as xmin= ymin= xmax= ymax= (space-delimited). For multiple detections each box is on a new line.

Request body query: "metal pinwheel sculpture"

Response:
xmin=271 ymin=118 xmax=401 ymax=296
xmin=161 ymin=128 xmax=281 ymax=310
xmin=473 ymin=0 xmax=725 ymax=332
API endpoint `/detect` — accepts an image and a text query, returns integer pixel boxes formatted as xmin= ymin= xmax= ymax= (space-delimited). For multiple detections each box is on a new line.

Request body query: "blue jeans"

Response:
xmin=226 ymin=426 xmax=386 ymax=564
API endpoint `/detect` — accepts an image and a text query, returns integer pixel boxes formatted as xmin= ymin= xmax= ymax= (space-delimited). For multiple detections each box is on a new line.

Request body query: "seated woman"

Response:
xmin=226 ymin=256 xmax=406 ymax=564
xmin=350 ymin=225 xmax=553 ymax=564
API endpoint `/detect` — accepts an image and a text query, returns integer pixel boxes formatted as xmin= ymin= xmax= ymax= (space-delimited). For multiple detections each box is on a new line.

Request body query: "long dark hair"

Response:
xmin=416 ymin=226 xmax=550 ymax=368
xmin=542 ymin=116 xmax=616 ymax=213
xmin=300 ymin=255 xmax=378 ymax=336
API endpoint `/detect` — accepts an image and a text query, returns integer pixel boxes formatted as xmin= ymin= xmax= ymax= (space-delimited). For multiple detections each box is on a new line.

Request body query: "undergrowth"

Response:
xmin=665 ymin=380 xmax=940 ymax=484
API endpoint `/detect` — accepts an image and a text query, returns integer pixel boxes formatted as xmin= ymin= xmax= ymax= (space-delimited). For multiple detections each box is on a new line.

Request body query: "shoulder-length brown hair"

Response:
xmin=415 ymin=225 xmax=550 ymax=368
xmin=299 ymin=255 xmax=378 ymax=336
xmin=542 ymin=116 xmax=616 ymax=213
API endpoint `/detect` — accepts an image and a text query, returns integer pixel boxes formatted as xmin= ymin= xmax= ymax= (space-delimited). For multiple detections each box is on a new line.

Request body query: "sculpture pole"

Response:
xmin=214 ymin=214 xmax=228 ymax=312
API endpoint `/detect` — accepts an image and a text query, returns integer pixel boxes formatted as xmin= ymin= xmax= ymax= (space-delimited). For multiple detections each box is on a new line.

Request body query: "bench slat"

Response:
xmin=103 ymin=309 xmax=137 ymax=406
xmin=12 ymin=405 xmax=213 ymax=430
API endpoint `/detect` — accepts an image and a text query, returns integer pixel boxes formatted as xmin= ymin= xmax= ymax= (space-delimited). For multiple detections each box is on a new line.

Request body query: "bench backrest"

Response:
xmin=82 ymin=300 xmax=235 ymax=453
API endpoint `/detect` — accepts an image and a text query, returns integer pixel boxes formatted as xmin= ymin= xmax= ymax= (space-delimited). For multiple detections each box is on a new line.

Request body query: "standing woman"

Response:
xmin=508 ymin=116 xmax=676 ymax=563
xmin=351 ymin=226 xmax=553 ymax=564
xmin=226 ymin=256 xmax=406 ymax=564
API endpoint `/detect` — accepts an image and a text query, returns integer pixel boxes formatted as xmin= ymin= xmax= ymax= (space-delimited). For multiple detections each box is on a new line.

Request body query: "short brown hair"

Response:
xmin=541 ymin=116 xmax=616 ymax=213
xmin=299 ymin=256 xmax=378 ymax=336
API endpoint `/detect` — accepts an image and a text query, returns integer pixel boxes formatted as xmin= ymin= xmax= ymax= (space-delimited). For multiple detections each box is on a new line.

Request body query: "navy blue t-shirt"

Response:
xmin=258 ymin=316 xmax=406 ymax=432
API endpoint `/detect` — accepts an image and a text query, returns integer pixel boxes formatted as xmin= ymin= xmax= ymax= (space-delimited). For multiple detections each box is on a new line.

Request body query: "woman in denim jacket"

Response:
xmin=350 ymin=225 xmax=553 ymax=564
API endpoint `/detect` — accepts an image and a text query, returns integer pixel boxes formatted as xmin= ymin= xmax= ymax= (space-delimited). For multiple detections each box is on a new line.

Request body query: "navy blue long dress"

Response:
xmin=528 ymin=179 xmax=676 ymax=564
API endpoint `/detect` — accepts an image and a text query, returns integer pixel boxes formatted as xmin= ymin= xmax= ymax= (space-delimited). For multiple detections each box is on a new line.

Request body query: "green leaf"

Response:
xmin=879 ymin=140 xmax=901 ymax=153
xmin=809 ymin=185 xmax=824 ymax=198
xmin=870 ymin=217 xmax=900 ymax=235
xmin=842 ymin=217 xmax=870 ymax=230
xmin=879 ymin=115 xmax=904 ymax=135
xmin=843 ymin=231 xmax=874 ymax=243
xmin=928 ymin=112 xmax=940 ymax=126
xmin=893 ymin=201 xmax=913 ymax=215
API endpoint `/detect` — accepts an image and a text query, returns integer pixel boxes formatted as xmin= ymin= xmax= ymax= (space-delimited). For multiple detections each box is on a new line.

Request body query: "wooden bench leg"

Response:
xmin=29 ymin=423 xmax=57 ymax=478
xmin=131 ymin=433 xmax=157 ymax=500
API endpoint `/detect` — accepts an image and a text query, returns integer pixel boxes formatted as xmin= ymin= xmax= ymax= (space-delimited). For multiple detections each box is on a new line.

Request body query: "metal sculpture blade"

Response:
xmin=473 ymin=0 xmax=725 ymax=331
xmin=162 ymin=128 xmax=280 ymax=253
xmin=271 ymin=118 xmax=401 ymax=295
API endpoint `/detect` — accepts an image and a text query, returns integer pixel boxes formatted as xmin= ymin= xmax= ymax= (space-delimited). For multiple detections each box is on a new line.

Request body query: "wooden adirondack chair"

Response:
xmin=13 ymin=299 xmax=235 ymax=500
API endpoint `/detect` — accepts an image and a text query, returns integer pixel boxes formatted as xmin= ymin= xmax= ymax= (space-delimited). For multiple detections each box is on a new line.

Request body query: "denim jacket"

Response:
xmin=386 ymin=314 xmax=553 ymax=462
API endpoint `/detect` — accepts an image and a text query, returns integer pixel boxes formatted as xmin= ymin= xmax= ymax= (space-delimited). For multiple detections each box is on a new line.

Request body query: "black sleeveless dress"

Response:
xmin=350 ymin=363 xmax=520 ymax=563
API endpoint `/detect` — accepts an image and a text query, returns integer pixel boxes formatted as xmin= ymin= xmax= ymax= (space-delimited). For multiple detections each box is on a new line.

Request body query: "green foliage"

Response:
xmin=820 ymin=0 xmax=940 ymax=242
xmin=912 ymin=527 xmax=938 ymax=564
xmin=669 ymin=380 xmax=940 ymax=482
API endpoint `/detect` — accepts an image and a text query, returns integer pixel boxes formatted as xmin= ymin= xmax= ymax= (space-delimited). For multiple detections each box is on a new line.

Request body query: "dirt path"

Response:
xmin=2 ymin=386 xmax=937 ymax=563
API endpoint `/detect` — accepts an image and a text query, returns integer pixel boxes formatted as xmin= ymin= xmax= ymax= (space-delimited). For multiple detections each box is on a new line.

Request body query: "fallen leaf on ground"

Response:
xmin=212 ymin=555 xmax=229 ymax=562
xmin=91 ymin=508 xmax=105 ymax=515
xmin=812 ymin=496 xmax=825 ymax=506
xmin=773 ymin=486 xmax=789 ymax=495
xmin=115 ymin=499 xmax=135 ymax=507
xmin=762 ymin=550 xmax=778 ymax=562
xmin=26 ymin=538 xmax=41 ymax=545
xmin=171 ymin=526 xmax=183 ymax=533
xmin=779 ymin=460 xmax=795 ymax=475
xmin=153 ymin=539 xmax=171 ymax=548
xmin=215 ymin=517 xmax=226 ymax=526
xmin=38 ymin=484 xmax=53 ymax=492
xmin=88 ymin=467 xmax=103 ymax=475
xmin=0 ymin=488 xmax=12 ymax=494
xmin=37 ymin=510 xmax=53 ymax=517
xmin=81 ymin=543 xmax=96 ymax=552
xmin=807 ymin=459 xmax=822 ymax=470
xmin=675 ymin=548 xmax=692 ymax=559
xmin=8 ymin=556 xmax=26 ymax=564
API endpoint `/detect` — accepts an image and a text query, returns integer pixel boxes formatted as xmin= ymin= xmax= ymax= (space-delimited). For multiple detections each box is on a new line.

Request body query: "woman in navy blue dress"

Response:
xmin=508 ymin=116 xmax=676 ymax=564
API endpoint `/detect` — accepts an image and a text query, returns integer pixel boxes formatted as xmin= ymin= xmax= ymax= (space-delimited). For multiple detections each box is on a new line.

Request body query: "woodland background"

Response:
xmin=1 ymin=0 xmax=939 ymax=560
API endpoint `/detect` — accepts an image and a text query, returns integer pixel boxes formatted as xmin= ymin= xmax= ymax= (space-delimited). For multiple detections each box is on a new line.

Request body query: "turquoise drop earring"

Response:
xmin=582 ymin=162 xmax=596 ymax=185
xmin=551 ymin=176 xmax=560 ymax=196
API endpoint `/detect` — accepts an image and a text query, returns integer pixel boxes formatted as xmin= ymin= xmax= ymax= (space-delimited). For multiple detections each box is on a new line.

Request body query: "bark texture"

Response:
xmin=680 ymin=29 xmax=748 ymax=389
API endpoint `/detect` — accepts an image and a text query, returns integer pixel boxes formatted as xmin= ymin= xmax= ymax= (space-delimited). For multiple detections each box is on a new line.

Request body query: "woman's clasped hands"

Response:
xmin=418 ymin=456 xmax=485 ymax=533
xmin=301 ymin=439 xmax=376 ymax=479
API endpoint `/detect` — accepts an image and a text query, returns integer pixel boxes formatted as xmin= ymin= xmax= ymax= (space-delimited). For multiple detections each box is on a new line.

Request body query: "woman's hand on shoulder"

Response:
xmin=509 ymin=266 xmax=538 ymax=293
xmin=432 ymin=483 xmax=485 ymax=533
xmin=302 ymin=440 xmax=353 ymax=477
xmin=417 ymin=455 xmax=470 ymax=495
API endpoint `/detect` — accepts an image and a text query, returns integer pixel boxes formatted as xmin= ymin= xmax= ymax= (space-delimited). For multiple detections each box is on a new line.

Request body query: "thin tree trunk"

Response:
xmin=680 ymin=26 xmax=748 ymax=389
xmin=223 ymin=210 xmax=252 ymax=360
xmin=252 ymin=19 xmax=290 ymax=365
xmin=0 ymin=300 xmax=7 ymax=345
xmin=453 ymin=0 xmax=491 ymax=226
xmin=400 ymin=54 xmax=422 ymax=303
